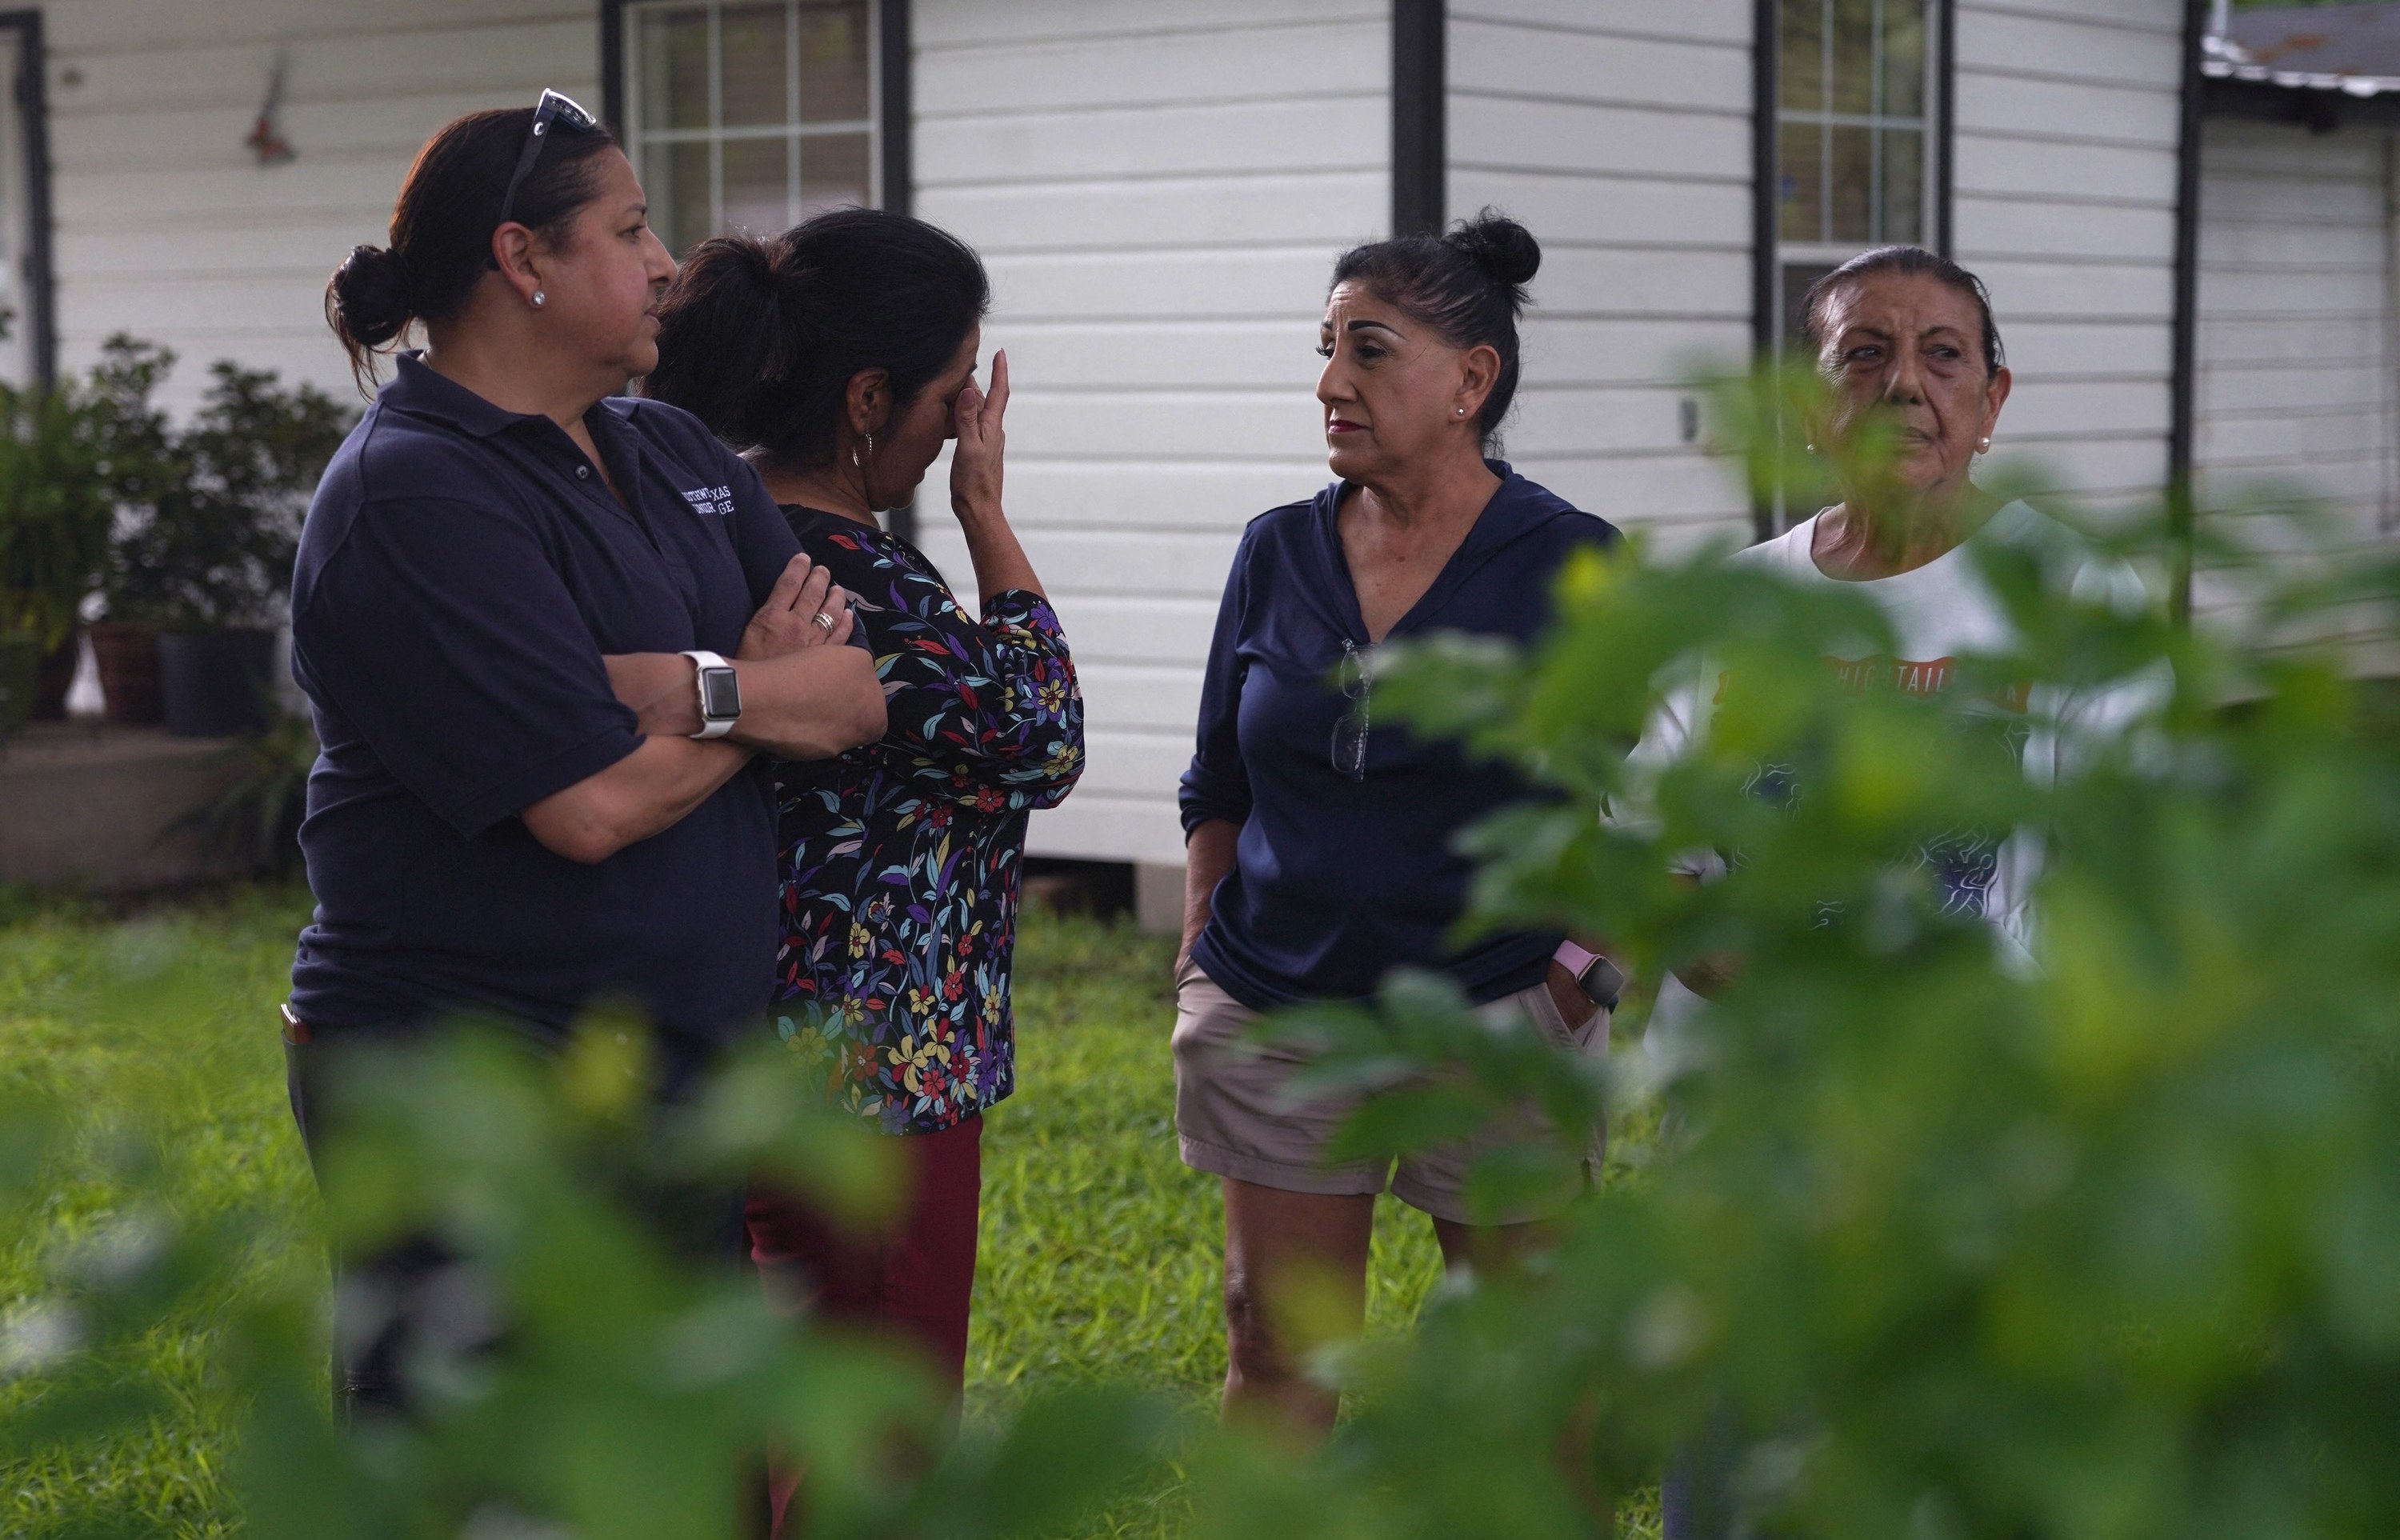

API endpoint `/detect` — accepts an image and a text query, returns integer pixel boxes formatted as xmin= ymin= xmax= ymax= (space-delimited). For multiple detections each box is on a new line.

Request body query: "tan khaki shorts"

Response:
xmin=1170 ymin=958 xmax=1606 ymax=1225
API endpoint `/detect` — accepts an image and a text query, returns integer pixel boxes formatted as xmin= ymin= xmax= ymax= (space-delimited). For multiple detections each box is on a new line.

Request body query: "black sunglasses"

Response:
xmin=497 ymin=89 xmax=598 ymax=226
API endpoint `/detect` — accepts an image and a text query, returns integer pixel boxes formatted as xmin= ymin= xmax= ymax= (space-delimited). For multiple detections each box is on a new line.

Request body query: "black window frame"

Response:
xmin=600 ymin=0 xmax=912 ymax=227
xmin=1750 ymin=0 xmax=1955 ymax=537
xmin=601 ymin=0 xmax=914 ymax=535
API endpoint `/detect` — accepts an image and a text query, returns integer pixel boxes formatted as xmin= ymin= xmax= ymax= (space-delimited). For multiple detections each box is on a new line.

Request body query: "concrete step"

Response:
xmin=0 ymin=722 xmax=259 ymax=892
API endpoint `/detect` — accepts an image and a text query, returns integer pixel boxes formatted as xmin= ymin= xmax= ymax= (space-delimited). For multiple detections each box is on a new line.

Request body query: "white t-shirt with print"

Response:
xmin=1632 ymin=499 xmax=2159 ymax=1026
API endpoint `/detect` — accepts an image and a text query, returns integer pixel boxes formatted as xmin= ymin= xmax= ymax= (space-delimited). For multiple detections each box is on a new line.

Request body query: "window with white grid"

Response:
xmin=1774 ymin=0 xmax=1943 ymax=338
xmin=622 ymin=0 xmax=878 ymax=257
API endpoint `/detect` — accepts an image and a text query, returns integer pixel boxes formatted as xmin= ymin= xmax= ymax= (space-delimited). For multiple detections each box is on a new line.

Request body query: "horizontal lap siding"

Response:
xmin=911 ymin=0 xmax=1388 ymax=864
xmin=1446 ymin=0 xmax=1758 ymax=543
xmin=46 ymin=2 xmax=593 ymax=414
xmin=1951 ymin=0 xmax=2183 ymax=507
xmin=2192 ymin=118 xmax=2400 ymax=641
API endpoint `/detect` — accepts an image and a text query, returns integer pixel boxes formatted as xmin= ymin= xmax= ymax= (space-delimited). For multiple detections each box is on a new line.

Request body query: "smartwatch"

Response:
xmin=1553 ymin=939 xmax=1626 ymax=1012
xmin=679 ymin=650 xmax=741 ymax=739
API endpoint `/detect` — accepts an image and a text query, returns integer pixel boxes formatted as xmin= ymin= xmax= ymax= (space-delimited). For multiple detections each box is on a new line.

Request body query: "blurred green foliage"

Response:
xmin=98 ymin=334 xmax=352 ymax=631
xmin=10 ymin=362 xmax=2400 ymax=1538
xmin=1274 ymin=380 xmax=2400 ymax=1536
xmin=0 ymin=350 xmax=129 ymax=650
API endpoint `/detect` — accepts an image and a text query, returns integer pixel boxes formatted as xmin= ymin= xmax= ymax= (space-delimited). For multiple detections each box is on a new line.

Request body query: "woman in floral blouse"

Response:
xmin=645 ymin=210 xmax=1080 ymax=1446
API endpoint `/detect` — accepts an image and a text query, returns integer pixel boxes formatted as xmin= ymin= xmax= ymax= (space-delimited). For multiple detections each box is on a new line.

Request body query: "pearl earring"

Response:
xmin=530 ymin=290 xmax=546 ymax=309
xmin=1976 ymin=435 xmax=1991 ymax=454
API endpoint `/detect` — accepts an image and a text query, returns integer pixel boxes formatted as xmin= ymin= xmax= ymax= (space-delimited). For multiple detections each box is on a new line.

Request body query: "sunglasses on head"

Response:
xmin=497 ymin=89 xmax=598 ymax=227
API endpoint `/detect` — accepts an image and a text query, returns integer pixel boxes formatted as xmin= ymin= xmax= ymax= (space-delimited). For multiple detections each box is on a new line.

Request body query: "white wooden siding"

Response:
xmin=1950 ymin=0 xmax=2185 ymax=508
xmin=1446 ymin=0 xmax=1758 ymax=551
xmin=45 ymin=2 xmax=594 ymax=415
xmin=910 ymin=0 xmax=1390 ymax=866
xmin=2191 ymin=116 xmax=2400 ymax=642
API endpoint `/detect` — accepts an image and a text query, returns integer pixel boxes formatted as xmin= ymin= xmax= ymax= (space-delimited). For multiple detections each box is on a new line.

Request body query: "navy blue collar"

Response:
xmin=380 ymin=350 xmax=617 ymax=442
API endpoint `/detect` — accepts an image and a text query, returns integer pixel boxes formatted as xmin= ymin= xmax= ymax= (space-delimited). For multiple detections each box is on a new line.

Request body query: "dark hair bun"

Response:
xmin=1445 ymin=210 xmax=1540 ymax=289
xmin=327 ymin=244 xmax=412 ymax=350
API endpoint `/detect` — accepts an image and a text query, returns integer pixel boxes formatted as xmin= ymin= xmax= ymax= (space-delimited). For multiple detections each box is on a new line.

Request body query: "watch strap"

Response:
xmin=1552 ymin=938 xmax=1625 ymax=1010
xmin=1554 ymin=939 xmax=1600 ymax=979
xmin=678 ymin=650 xmax=737 ymax=740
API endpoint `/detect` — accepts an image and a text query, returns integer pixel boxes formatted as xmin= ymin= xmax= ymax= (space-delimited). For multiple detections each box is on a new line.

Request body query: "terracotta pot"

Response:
xmin=89 ymin=621 xmax=162 ymax=724
xmin=32 ymin=630 xmax=78 ymax=719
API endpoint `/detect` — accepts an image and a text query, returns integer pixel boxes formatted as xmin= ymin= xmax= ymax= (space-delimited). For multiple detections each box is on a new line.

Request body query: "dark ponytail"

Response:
xmin=326 ymin=104 xmax=619 ymax=392
xmin=1330 ymin=209 xmax=1542 ymax=447
xmin=644 ymin=207 xmax=990 ymax=469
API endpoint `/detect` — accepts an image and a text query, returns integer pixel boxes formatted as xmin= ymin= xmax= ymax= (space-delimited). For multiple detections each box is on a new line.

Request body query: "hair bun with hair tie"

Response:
xmin=1444 ymin=210 xmax=1542 ymax=290
xmin=329 ymin=243 xmax=413 ymax=350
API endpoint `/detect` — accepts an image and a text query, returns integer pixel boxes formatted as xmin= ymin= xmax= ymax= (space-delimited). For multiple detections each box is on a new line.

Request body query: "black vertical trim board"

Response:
xmin=599 ymin=0 xmax=626 ymax=134
xmin=1934 ymin=0 xmax=1956 ymax=256
xmin=2167 ymin=0 xmax=2207 ymax=626
xmin=1750 ymin=0 xmax=1778 ymax=542
xmin=1391 ymin=0 xmax=1444 ymax=236
xmin=878 ymin=0 xmax=911 ymax=218
xmin=0 ymin=10 xmax=53 ymax=387
xmin=878 ymin=0 xmax=916 ymax=542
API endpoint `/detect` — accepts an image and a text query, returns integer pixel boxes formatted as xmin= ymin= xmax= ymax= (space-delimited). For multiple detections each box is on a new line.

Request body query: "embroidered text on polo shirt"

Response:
xmin=682 ymin=484 xmax=736 ymax=516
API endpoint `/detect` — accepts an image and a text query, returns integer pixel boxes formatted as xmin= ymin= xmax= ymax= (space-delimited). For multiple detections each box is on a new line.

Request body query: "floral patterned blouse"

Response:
xmin=770 ymin=506 xmax=1084 ymax=1134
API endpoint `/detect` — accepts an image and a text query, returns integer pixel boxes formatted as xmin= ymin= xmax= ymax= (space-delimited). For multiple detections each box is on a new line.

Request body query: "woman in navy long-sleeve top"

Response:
xmin=1174 ymin=212 xmax=1618 ymax=1433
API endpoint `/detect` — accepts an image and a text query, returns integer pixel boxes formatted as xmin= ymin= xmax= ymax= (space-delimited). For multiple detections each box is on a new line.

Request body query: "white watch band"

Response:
xmin=679 ymin=649 xmax=737 ymax=739
xmin=1553 ymin=939 xmax=1601 ymax=978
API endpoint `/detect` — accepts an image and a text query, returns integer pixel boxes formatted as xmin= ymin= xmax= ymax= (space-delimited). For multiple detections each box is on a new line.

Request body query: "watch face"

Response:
xmin=1580 ymin=957 xmax=1627 ymax=1008
xmin=698 ymin=666 xmax=741 ymax=720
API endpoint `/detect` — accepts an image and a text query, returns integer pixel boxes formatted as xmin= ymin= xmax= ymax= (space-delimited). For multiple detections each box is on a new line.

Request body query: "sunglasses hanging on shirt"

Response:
xmin=1331 ymin=638 xmax=1373 ymax=782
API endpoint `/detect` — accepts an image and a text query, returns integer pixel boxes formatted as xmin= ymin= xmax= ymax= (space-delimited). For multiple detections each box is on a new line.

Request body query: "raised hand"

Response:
xmin=950 ymin=347 xmax=1008 ymax=522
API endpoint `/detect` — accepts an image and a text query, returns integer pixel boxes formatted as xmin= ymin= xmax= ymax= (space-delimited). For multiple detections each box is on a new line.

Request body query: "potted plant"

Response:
xmin=0 ymin=366 xmax=112 ymax=737
xmin=85 ymin=336 xmax=178 ymax=723
xmin=108 ymin=352 xmax=349 ymax=737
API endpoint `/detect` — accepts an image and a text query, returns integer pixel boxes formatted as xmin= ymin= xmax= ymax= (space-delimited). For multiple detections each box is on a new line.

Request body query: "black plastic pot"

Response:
xmin=0 ymin=631 xmax=36 ymax=737
xmin=159 ymin=628 xmax=277 ymax=737
xmin=33 ymin=630 xmax=78 ymax=719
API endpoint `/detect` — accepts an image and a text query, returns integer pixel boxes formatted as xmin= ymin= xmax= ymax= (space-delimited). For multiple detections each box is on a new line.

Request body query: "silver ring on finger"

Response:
xmin=811 ymin=610 xmax=835 ymax=633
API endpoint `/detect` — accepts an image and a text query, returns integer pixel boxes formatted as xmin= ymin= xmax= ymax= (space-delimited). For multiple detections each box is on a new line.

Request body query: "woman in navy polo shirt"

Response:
xmin=292 ymin=95 xmax=885 ymax=1415
xmin=1175 ymin=212 xmax=1620 ymax=1433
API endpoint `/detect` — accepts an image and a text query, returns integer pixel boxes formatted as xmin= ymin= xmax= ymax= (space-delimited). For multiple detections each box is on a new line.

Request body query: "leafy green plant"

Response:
xmin=0 ymin=365 xmax=114 ymax=650
xmin=1215 ymin=377 xmax=2400 ymax=1538
xmin=175 ymin=710 xmax=320 ymax=875
xmin=13 ymin=361 xmax=2400 ymax=1540
xmin=0 ymin=950 xmax=1183 ymax=1540
xmin=105 ymin=340 xmax=350 ymax=631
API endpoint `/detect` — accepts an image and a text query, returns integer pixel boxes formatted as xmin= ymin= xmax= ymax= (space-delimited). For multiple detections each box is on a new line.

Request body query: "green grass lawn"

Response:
xmin=0 ymin=886 xmax=1466 ymax=1538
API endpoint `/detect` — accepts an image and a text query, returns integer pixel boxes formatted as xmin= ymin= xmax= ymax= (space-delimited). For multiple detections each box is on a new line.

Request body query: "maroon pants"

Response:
xmin=746 ymin=1115 xmax=982 ymax=1534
